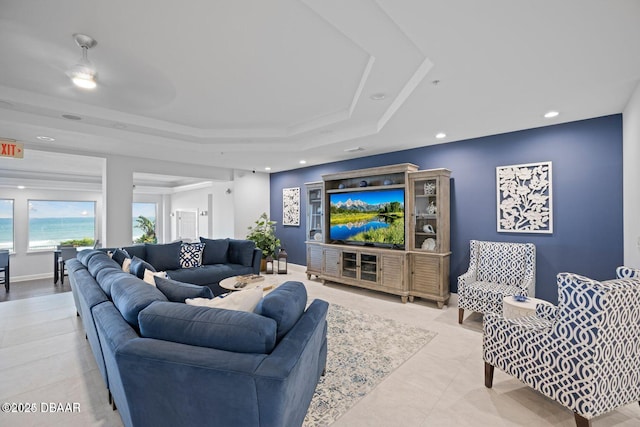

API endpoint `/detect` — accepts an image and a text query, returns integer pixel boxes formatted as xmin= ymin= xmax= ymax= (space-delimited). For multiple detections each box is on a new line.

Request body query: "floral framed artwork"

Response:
xmin=496 ymin=161 xmax=552 ymax=233
xmin=282 ymin=187 xmax=300 ymax=226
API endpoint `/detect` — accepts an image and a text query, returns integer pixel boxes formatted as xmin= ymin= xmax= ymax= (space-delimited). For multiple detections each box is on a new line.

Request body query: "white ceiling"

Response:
xmin=1 ymin=0 xmax=639 ymax=186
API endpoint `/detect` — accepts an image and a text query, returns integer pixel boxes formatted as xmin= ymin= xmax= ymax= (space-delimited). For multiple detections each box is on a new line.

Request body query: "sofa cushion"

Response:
xmin=145 ymin=242 xmax=182 ymax=271
xmin=257 ymin=281 xmax=308 ymax=341
xmin=111 ymin=248 xmax=130 ymax=266
xmin=139 ymin=301 xmax=277 ymax=354
xmin=130 ymin=256 xmax=156 ymax=279
xmin=77 ymin=249 xmax=104 ymax=266
xmin=166 ymin=264 xmax=253 ymax=286
xmin=111 ymin=276 xmax=168 ymax=328
xmin=228 ymin=239 xmax=256 ymax=267
xmin=200 ymin=237 xmax=229 ymax=264
xmin=180 ymin=242 xmax=205 ymax=268
xmin=87 ymin=253 xmax=120 ymax=277
xmin=154 ymin=276 xmax=213 ymax=302
xmin=121 ymin=245 xmax=146 ymax=260
xmin=122 ymin=257 xmax=132 ymax=273
xmin=96 ymin=269 xmax=131 ymax=297
xmin=186 ymin=286 xmax=263 ymax=312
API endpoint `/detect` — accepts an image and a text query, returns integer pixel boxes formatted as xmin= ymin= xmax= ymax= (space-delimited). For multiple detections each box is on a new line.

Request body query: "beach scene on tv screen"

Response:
xmin=329 ymin=189 xmax=404 ymax=245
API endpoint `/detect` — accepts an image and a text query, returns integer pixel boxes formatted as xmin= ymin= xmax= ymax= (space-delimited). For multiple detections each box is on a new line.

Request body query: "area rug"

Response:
xmin=303 ymin=303 xmax=437 ymax=426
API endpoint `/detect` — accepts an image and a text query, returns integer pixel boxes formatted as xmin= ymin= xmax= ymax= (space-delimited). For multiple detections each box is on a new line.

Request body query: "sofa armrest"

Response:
xmin=251 ymin=248 xmax=263 ymax=274
xmin=535 ymin=303 xmax=558 ymax=322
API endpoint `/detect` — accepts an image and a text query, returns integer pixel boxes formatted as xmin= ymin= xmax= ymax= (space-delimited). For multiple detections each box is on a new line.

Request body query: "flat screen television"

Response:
xmin=329 ymin=188 xmax=405 ymax=249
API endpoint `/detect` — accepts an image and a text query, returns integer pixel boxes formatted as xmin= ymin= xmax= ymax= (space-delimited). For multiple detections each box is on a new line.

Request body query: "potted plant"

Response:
xmin=246 ymin=213 xmax=281 ymax=270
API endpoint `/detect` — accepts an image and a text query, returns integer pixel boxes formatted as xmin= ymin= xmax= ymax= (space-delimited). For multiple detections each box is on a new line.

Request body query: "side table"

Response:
xmin=502 ymin=296 xmax=553 ymax=319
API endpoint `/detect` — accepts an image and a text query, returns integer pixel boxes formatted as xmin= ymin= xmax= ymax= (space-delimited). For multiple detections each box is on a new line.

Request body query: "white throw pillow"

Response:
xmin=122 ymin=257 xmax=132 ymax=273
xmin=144 ymin=269 xmax=167 ymax=286
xmin=186 ymin=286 xmax=263 ymax=313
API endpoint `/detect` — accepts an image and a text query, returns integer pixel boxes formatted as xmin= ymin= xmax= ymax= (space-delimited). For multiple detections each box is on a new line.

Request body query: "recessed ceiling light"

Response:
xmin=544 ymin=111 xmax=559 ymax=118
xmin=62 ymin=114 xmax=82 ymax=120
xmin=17 ymin=185 xmax=25 ymax=189
xmin=36 ymin=135 xmax=55 ymax=142
xmin=265 ymin=167 xmax=271 ymax=171
xmin=299 ymin=160 xmax=307 ymax=165
xmin=436 ymin=132 xmax=447 ymax=139
xmin=370 ymin=93 xmax=386 ymax=101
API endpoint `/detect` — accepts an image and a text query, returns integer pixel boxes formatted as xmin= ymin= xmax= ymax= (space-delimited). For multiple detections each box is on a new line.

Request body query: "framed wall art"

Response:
xmin=282 ymin=187 xmax=300 ymax=226
xmin=496 ymin=161 xmax=552 ymax=233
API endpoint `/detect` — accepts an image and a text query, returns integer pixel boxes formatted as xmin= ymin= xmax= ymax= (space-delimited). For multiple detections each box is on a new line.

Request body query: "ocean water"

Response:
xmin=0 ymin=217 xmax=154 ymax=249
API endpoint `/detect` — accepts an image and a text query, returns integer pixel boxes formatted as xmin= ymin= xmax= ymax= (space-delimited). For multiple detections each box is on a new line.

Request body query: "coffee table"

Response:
xmin=219 ymin=273 xmax=292 ymax=295
xmin=502 ymin=295 xmax=553 ymax=319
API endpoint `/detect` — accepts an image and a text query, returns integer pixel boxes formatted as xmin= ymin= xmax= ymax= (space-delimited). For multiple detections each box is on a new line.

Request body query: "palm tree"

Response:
xmin=134 ymin=215 xmax=157 ymax=243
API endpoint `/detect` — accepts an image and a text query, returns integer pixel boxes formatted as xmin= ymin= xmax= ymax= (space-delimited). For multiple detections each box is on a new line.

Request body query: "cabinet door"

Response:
xmin=410 ymin=254 xmax=440 ymax=294
xmin=323 ymin=246 xmax=341 ymax=278
xmin=341 ymin=251 xmax=358 ymax=279
xmin=359 ymin=253 xmax=378 ymax=283
xmin=307 ymin=244 xmax=322 ymax=274
xmin=380 ymin=254 xmax=404 ymax=290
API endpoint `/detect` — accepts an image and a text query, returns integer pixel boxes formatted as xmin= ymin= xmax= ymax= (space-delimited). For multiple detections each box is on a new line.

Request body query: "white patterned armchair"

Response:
xmin=483 ymin=269 xmax=640 ymax=426
xmin=457 ymin=240 xmax=536 ymax=324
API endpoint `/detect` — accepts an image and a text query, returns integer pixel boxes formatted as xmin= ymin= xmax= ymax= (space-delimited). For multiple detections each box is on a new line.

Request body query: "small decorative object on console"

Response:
xmin=236 ymin=274 xmax=265 ymax=284
xmin=277 ymin=248 xmax=288 ymax=274
xmin=359 ymin=180 xmax=368 ymax=187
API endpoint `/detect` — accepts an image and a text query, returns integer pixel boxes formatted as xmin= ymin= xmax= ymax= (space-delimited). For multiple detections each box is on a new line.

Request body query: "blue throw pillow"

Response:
xmin=228 ymin=239 xmax=255 ymax=267
xmin=145 ymin=242 xmax=182 ymax=271
xmin=258 ymin=281 xmax=308 ymax=341
xmin=130 ymin=256 xmax=157 ymax=279
xmin=200 ymin=237 xmax=229 ymax=264
xmin=154 ymin=275 xmax=213 ymax=302
xmin=111 ymin=248 xmax=130 ymax=266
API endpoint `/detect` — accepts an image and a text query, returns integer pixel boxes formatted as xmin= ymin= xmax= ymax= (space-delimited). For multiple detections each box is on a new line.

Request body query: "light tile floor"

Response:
xmin=1 ymin=265 xmax=639 ymax=426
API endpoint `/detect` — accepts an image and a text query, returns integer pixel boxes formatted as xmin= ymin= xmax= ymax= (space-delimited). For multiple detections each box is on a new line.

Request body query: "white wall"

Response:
xmin=169 ymin=186 xmax=212 ymax=241
xmin=232 ymin=170 xmax=271 ymax=239
xmin=623 ymin=81 xmax=640 ymax=267
xmin=1 ymin=187 xmax=102 ymax=280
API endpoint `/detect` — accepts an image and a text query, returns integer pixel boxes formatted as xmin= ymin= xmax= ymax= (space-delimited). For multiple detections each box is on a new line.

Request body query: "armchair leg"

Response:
xmin=574 ymin=413 xmax=590 ymax=427
xmin=484 ymin=362 xmax=494 ymax=388
xmin=458 ymin=308 xmax=464 ymax=324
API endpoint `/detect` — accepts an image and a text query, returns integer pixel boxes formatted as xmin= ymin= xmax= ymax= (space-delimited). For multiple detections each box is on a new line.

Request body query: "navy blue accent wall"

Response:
xmin=270 ymin=115 xmax=623 ymax=304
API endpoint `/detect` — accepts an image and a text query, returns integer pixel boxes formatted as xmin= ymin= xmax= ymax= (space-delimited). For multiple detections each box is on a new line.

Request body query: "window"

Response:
xmin=132 ymin=202 xmax=157 ymax=243
xmin=0 ymin=199 xmax=14 ymax=252
xmin=28 ymin=200 xmax=96 ymax=250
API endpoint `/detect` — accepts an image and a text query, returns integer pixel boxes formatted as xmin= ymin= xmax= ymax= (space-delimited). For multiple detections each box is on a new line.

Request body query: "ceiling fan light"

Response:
xmin=68 ymin=34 xmax=98 ymax=90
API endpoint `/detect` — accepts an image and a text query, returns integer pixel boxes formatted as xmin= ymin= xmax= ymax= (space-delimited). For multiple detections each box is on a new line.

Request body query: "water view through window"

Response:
xmin=0 ymin=199 xmax=14 ymax=251
xmin=28 ymin=200 xmax=96 ymax=250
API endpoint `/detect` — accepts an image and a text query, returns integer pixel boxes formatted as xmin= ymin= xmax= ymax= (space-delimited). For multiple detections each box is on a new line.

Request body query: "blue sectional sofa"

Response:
xmin=111 ymin=238 xmax=262 ymax=296
xmin=68 ymin=249 xmax=328 ymax=427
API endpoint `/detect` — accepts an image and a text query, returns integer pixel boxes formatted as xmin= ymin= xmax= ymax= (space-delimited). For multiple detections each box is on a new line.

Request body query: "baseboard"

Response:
xmin=11 ymin=273 xmax=53 ymax=283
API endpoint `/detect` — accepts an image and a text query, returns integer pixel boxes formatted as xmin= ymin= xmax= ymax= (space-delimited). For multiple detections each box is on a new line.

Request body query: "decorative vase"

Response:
xmin=424 ymin=182 xmax=435 ymax=195
xmin=359 ymin=180 xmax=368 ymax=187
xmin=426 ymin=201 xmax=437 ymax=215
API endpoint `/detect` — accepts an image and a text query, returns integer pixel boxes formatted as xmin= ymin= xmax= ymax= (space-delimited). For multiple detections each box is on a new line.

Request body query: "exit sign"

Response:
xmin=0 ymin=139 xmax=23 ymax=158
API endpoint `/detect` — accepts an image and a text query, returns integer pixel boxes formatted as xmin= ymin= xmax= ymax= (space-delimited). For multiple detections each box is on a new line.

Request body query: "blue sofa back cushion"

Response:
xmin=96 ymin=269 xmax=131 ymax=297
xmin=77 ymin=249 xmax=104 ymax=266
xmin=228 ymin=239 xmax=256 ymax=267
xmin=111 ymin=276 xmax=168 ymax=328
xmin=145 ymin=242 xmax=182 ymax=271
xmin=139 ymin=301 xmax=277 ymax=354
xmin=130 ymin=256 xmax=157 ymax=279
xmin=111 ymin=248 xmax=130 ymax=266
xmin=200 ymin=237 xmax=229 ymax=264
xmin=257 ymin=281 xmax=308 ymax=341
xmin=87 ymin=252 xmax=120 ymax=277
xmin=154 ymin=276 xmax=213 ymax=302
xmin=121 ymin=245 xmax=146 ymax=260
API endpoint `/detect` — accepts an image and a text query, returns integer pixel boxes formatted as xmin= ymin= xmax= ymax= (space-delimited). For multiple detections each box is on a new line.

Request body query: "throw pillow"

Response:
xmin=154 ymin=276 xmax=213 ymax=302
xmin=143 ymin=269 xmax=167 ymax=286
xmin=199 ymin=237 xmax=229 ymax=264
xmin=130 ymin=256 xmax=156 ymax=279
xmin=180 ymin=242 xmax=205 ymax=268
xmin=145 ymin=242 xmax=182 ymax=271
xmin=228 ymin=239 xmax=256 ymax=267
xmin=122 ymin=257 xmax=132 ymax=273
xmin=111 ymin=248 xmax=130 ymax=266
xmin=186 ymin=286 xmax=263 ymax=313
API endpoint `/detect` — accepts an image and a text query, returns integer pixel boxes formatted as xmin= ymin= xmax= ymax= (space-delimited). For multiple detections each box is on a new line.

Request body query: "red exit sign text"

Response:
xmin=0 ymin=139 xmax=23 ymax=158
